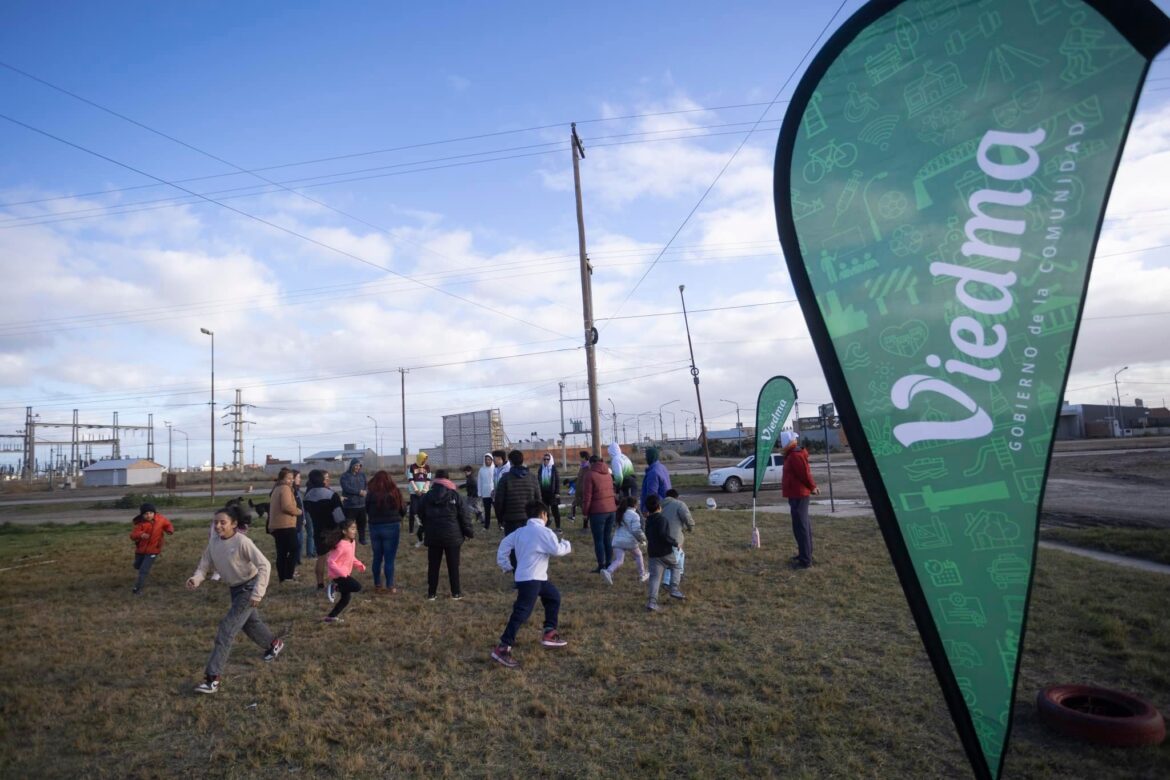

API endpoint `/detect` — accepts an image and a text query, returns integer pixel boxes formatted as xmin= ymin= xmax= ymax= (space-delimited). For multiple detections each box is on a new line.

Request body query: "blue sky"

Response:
xmin=2 ymin=0 xmax=1169 ymax=470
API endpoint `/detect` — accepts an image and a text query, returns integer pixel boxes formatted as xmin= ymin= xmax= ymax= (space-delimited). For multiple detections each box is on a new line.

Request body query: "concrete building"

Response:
xmin=303 ymin=445 xmax=378 ymax=466
xmin=431 ymin=409 xmax=506 ymax=467
xmin=82 ymin=458 xmax=164 ymax=487
xmin=1058 ymin=402 xmax=1168 ymax=438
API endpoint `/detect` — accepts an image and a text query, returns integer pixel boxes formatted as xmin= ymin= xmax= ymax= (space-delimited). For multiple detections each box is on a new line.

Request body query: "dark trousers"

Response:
xmin=426 ymin=543 xmax=462 ymax=597
xmin=589 ymin=512 xmax=616 ymax=568
xmin=328 ymin=575 xmax=362 ymax=618
xmin=789 ymin=497 xmax=813 ymax=565
xmin=499 ymin=579 xmax=560 ymax=647
xmin=482 ymin=497 xmax=494 ymax=530
xmin=345 ymin=507 xmax=368 ymax=544
xmin=132 ymin=553 xmax=156 ymax=591
xmin=542 ymin=492 xmax=561 ymax=529
xmin=272 ymin=528 xmax=299 ymax=582
xmin=408 ymin=495 xmax=421 ymax=532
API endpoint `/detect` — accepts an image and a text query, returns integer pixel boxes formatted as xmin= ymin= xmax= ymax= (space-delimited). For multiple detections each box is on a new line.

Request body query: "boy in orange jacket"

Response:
xmin=130 ymin=502 xmax=174 ymax=594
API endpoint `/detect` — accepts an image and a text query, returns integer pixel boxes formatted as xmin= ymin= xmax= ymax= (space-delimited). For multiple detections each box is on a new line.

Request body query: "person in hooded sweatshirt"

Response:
xmin=339 ymin=458 xmax=368 ymax=545
xmin=304 ymin=469 xmax=347 ymax=598
xmin=537 ymin=451 xmax=561 ymax=531
xmin=640 ymin=447 xmax=672 ymax=513
xmin=608 ymin=442 xmax=636 ymax=499
xmin=781 ymin=431 xmax=819 ymax=568
xmin=418 ymin=469 xmax=474 ymax=600
xmin=580 ymin=454 xmax=618 ymax=572
xmin=476 ymin=452 xmax=496 ymax=531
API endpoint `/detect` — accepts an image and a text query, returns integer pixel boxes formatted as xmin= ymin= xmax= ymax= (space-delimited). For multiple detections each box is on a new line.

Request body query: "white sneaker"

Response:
xmin=194 ymin=676 xmax=219 ymax=694
xmin=326 ymin=582 xmax=336 ymax=603
xmin=600 ymin=569 xmax=613 ymax=586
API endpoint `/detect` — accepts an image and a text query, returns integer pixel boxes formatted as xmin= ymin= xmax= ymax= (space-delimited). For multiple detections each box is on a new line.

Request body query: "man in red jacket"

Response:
xmin=129 ymin=502 xmax=175 ymax=594
xmin=781 ymin=432 xmax=819 ymax=569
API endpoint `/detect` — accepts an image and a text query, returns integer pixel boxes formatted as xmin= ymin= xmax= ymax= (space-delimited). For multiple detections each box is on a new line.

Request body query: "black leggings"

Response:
xmin=426 ymin=543 xmax=462 ymax=597
xmin=272 ymin=528 xmax=299 ymax=582
xmin=329 ymin=575 xmax=362 ymax=618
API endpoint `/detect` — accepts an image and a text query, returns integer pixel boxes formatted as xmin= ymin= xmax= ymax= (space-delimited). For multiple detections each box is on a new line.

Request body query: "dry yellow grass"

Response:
xmin=0 ymin=511 xmax=1166 ymax=778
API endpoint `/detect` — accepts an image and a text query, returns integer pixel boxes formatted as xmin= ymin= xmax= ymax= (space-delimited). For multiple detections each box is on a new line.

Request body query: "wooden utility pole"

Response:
xmin=679 ymin=285 xmax=712 ymax=474
xmin=572 ymin=123 xmax=602 ymax=456
xmin=399 ymin=367 xmax=409 ymax=475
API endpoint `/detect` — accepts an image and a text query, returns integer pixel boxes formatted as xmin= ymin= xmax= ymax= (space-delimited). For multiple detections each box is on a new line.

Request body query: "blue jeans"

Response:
xmin=499 ymin=579 xmax=560 ymax=647
xmin=303 ymin=515 xmax=317 ymax=558
xmin=589 ymin=512 xmax=616 ymax=568
xmin=370 ymin=522 xmax=401 ymax=588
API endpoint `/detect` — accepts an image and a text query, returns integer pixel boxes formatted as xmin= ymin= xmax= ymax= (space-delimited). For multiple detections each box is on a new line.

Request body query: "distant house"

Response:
xmin=303 ymin=445 xmax=377 ymax=466
xmin=82 ymin=458 xmax=164 ymax=488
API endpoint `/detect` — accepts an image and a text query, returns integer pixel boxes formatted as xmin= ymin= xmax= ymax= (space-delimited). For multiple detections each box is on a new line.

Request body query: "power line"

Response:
xmin=0 ymin=120 xmax=785 ymax=231
xmin=0 ymin=111 xmax=573 ymax=340
xmin=596 ymin=0 xmax=850 ymax=328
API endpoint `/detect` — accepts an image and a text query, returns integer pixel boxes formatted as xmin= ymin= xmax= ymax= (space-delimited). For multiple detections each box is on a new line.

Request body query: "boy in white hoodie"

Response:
xmin=491 ymin=501 xmax=572 ymax=669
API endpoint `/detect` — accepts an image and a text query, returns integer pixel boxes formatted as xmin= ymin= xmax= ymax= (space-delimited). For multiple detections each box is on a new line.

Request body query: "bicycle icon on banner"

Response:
xmin=803 ymin=139 xmax=859 ymax=183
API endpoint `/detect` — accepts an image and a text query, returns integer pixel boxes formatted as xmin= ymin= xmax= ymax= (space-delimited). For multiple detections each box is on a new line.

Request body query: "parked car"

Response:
xmin=708 ymin=453 xmax=783 ymax=493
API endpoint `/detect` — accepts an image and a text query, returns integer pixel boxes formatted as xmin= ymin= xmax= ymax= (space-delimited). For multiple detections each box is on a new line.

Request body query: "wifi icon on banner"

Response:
xmin=860 ymin=114 xmax=899 ymax=150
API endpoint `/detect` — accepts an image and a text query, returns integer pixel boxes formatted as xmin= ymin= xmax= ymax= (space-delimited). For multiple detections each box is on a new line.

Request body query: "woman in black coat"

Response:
xmin=418 ymin=469 xmax=474 ymax=600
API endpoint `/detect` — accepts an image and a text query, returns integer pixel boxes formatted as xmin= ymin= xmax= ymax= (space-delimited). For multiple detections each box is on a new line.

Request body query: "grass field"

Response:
xmin=0 ymin=511 xmax=1166 ymax=778
xmin=1041 ymin=527 xmax=1170 ymax=567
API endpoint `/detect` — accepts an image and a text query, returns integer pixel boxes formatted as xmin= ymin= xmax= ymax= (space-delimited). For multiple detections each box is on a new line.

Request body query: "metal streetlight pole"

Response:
xmin=721 ymin=399 xmax=743 ymax=454
xmin=658 ymin=399 xmax=679 ymax=445
xmin=682 ymin=409 xmax=698 ymax=440
xmin=367 ymin=415 xmax=379 ymax=468
xmin=1113 ymin=366 xmax=1129 ymax=437
xmin=679 ymin=285 xmax=711 ymax=473
xmin=199 ymin=328 xmax=215 ymax=500
xmin=171 ymin=430 xmax=188 ymax=472
xmin=664 ymin=410 xmax=677 ymax=439
xmin=164 ymin=420 xmax=172 ymax=473
xmin=607 ymin=398 xmax=618 ymax=443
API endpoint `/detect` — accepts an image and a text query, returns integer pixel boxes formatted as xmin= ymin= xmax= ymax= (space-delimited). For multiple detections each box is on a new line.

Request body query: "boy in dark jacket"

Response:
xmin=418 ymin=469 xmax=474 ymax=600
xmin=643 ymin=494 xmax=683 ymax=611
xmin=129 ymin=502 xmax=174 ymax=594
xmin=493 ymin=450 xmax=542 ymax=536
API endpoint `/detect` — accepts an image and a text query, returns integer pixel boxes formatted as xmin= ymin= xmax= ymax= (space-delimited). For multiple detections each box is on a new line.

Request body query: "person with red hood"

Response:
xmin=781 ymin=432 xmax=819 ymax=569
xmin=129 ymin=502 xmax=174 ymax=594
xmin=418 ymin=468 xmax=475 ymax=600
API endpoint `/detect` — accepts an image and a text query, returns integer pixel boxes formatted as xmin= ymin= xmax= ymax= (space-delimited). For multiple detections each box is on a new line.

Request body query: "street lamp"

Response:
xmin=607 ymin=397 xmax=618 ymax=443
xmin=658 ymin=399 xmax=679 ymax=444
xmin=164 ymin=420 xmax=172 ymax=473
xmin=681 ymin=409 xmax=698 ymax=440
xmin=1113 ymin=366 xmax=1129 ymax=437
xmin=664 ymin=410 xmax=677 ymax=439
xmin=721 ymin=398 xmax=743 ymax=454
xmin=367 ymin=415 xmax=379 ymax=468
xmin=199 ymin=327 xmax=215 ymax=500
xmin=173 ymin=429 xmax=189 ymax=472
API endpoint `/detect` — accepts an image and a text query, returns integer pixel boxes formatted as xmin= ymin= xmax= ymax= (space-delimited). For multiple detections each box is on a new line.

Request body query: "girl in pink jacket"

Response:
xmin=324 ymin=519 xmax=366 ymax=623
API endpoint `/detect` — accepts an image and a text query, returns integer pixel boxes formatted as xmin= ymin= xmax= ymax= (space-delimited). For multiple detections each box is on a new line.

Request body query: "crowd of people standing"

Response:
xmin=134 ymin=442 xmax=829 ymax=690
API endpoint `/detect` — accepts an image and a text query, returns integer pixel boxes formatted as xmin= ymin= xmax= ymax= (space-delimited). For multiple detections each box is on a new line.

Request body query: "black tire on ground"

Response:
xmin=1036 ymin=684 xmax=1166 ymax=747
xmin=723 ymin=477 xmax=742 ymax=493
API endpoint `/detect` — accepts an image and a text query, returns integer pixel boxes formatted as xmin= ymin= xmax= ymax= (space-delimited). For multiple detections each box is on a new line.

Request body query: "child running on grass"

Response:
xmin=324 ymin=519 xmax=366 ymax=623
xmin=129 ymin=502 xmax=174 ymax=594
xmin=643 ymin=494 xmax=683 ymax=612
xmin=491 ymin=500 xmax=572 ymax=669
xmin=186 ymin=504 xmax=283 ymax=694
xmin=601 ymin=496 xmax=647 ymax=586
